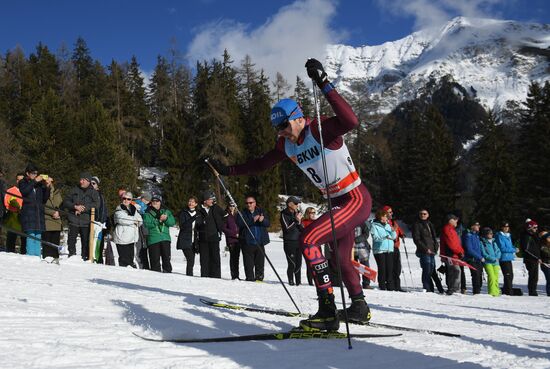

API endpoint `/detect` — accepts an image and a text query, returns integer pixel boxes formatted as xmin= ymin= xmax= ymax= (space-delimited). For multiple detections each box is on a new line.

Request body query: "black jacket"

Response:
xmin=18 ymin=177 xmax=50 ymax=232
xmin=354 ymin=220 xmax=372 ymax=245
xmin=177 ymin=207 xmax=198 ymax=250
xmin=196 ymin=204 xmax=224 ymax=243
xmin=280 ymin=207 xmax=303 ymax=241
xmin=412 ymin=219 xmax=439 ymax=255
xmin=62 ymin=185 xmax=100 ymax=227
xmin=0 ymin=178 xmax=6 ymax=219
xmin=520 ymin=231 xmax=540 ymax=262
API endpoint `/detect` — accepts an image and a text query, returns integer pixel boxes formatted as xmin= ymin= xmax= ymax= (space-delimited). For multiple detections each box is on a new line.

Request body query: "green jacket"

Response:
xmin=142 ymin=207 xmax=176 ymax=246
xmin=44 ymin=187 xmax=63 ymax=232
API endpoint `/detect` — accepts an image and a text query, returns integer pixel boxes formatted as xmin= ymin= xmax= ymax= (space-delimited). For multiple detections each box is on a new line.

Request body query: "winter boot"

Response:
xmin=338 ymin=295 xmax=371 ymax=324
xmin=299 ymin=293 xmax=339 ymax=332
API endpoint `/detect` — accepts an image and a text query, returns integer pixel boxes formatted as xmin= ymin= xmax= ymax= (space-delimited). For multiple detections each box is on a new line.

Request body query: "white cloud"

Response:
xmin=376 ymin=0 xmax=510 ymax=30
xmin=186 ymin=0 xmax=343 ymax=89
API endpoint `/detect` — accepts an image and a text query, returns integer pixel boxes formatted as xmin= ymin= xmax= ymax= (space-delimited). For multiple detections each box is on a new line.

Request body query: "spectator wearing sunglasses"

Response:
xmin=113 ymin=192 xmax=142 ymax=268
xmin=143 ymin=193 xmax=176 ymax=273
xmin=412 ymin=209 xmax=444 ymax=293
xmin=280 ymin=196 xmax=304 ymax=285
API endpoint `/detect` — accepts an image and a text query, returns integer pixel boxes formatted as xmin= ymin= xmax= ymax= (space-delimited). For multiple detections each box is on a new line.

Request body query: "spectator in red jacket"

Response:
xmin=383 ymin=205 xmax=406 ymax=292
xmin=440 ymin=214 xmax=465 ymax=295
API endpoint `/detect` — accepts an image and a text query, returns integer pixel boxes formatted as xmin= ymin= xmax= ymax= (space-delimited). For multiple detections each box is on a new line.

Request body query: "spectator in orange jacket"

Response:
xmin=382 ymin=205 xmax=406 ymax=292
xmin=440 ymin=214 xmax=464 ymax=295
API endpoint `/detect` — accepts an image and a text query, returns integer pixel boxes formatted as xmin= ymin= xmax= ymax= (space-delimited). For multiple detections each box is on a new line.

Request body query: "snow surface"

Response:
xmin=1 ymin=230 xmax=549 ymax=369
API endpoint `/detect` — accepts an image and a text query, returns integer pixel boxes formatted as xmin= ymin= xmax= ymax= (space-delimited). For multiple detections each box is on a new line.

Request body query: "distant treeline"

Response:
xmin=0 ymin=38 xmax=548 ymax=232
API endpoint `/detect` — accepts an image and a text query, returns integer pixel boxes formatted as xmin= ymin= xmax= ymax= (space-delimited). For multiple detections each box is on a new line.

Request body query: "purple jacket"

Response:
xmin=222 ymin=212 xmax=239 ymax=244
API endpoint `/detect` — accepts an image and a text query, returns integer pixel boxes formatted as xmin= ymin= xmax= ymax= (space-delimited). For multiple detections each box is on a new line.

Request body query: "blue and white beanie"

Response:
xmin=270 ymin=98 xmax=304 ymax=127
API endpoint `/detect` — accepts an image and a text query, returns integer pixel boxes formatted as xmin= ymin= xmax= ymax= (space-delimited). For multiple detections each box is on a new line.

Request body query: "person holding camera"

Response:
xmin=280 ymin=196 xmax=304 ymax=285
xmin=18 ymin=164 xmax=50 ymax=257
xmin=176 ymin=196 xmax=200 ymax=276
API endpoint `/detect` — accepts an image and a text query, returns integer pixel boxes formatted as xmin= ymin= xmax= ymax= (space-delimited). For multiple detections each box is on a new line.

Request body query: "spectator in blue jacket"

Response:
xmin=480 ymin=227 xmax=501 ymax=297
xmin=495 ymin=222 xmax=516 ymax=295
xmin=462 ymin=221 xmax=484 ymax=294
xmin=237 ymin=195 xmax=270 ymax=282
xmin=371 ymin=208 xmax=396 ymax=291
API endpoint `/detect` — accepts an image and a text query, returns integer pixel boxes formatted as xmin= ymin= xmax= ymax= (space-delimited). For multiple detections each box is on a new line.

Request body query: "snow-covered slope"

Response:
xmin=326 ymin=17 xmax=550 ymax=112
xmin=1 ymin=231 xmax=549 ymax=369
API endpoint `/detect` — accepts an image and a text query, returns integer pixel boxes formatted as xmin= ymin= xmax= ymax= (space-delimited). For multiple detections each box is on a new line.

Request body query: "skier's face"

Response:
xmin=278 ymin=117 xmax=305 ymax=143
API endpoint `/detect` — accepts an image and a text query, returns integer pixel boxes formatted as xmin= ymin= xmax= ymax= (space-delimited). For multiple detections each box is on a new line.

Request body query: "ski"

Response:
xmin=200 ymin=298 xmax=460 ymax=338
xmin=133 ymin=330 xmax=400 ymax=343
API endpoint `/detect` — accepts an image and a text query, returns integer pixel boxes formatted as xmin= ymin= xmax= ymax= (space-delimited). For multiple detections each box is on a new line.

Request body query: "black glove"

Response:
xmin=208 ymin=159 xmax=229 ymax=176
xmin=305 ymin=58 xmax=328 ymax=86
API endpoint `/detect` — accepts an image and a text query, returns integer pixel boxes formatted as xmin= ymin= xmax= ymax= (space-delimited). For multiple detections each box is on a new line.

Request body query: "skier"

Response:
xmin=211 ymin=58 xmax=372 ymax=331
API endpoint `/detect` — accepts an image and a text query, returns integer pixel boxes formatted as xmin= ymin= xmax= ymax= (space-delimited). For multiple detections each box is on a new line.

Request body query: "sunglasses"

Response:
xmin=122 ymin=197 xmax=132 ymax=201
xmin=274 ymin=107 xmax=298 ymax=131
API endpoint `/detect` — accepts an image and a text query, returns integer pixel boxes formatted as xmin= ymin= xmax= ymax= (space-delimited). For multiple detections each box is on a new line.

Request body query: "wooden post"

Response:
xmin=89 ymin=208 xmax=95 ymax=262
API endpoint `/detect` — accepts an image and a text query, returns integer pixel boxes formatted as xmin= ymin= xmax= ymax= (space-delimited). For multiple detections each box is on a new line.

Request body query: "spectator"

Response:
xmin=237 ymin=195 xmax=270 ymax=282
xmin=383 ymin=205 xmax=406 ymax=292
xmin=495 ymin=221 xmax=516 ymax=295
xmin=112 ymin=191 xmax=142 ymax=268
xmin=301 ymin=207 xmax=316 ymax=286
xmin=440 ymin=214 xmax=464 ymax=295
xmin=354 ymin=219 xmax=372 ymax=289
xmin=412 ymin=209 xmax=444 ymax=293
xmin=280 ymin=196 xmax=304 ymax=285
xmin=480 ymin=227 xmax=501 ymax=297
xmin=520 ymin=220 xmax=540 ymax=296
xmin=371 ymin=208 xmax=396 ymax=291
xmin=134 ymin=191 xmax=152 ymax=269
xmin=538 ymin=230 xmax=550 ymax=296
xmin=18 ymin=165 xmax=50 ymax=257
xmin=4 ymin=173 xmax=26 ymax=254
xmin=143 ymin=193 xmax=175 ymax=273
xmin=0 ymin=166 xmax=6 ymax=221
xmin=90 ymin=176 xmax=109 ymax=264
xmin=454 ymin=212 xmax=467 ymax=294
xmin=196 ymin=191 xmax=224 ymax=278
xmin=42 ymin=176 xmax=63 ymax=263
xmin=462 ymin=221 xmax=484 ymax=295
xmin=62 ymin=172 xmax=100 ymax=260
xmin=176 ymin=196 xmax=200 ymax=276
xmin=221 ymin=202 xmax=240 ymax=280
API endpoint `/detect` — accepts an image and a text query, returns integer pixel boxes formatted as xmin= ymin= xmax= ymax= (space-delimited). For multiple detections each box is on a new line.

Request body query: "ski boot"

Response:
xmin=299 ymin=293 xmax=339 ymax=332
xmin=338 ymin=295 xmax=371 ymax=324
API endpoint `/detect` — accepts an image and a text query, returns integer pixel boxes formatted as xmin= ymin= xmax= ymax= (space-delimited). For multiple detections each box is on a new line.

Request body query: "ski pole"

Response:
xmin=0 ymin=223 xmax=62 ymax=251
xmin=312 ymin=81 xmax=352 ymax=350
xmin=402 ymin=239 xmax=415 ymax=288
xmin=205 ymin=159 xmax=302 ymax=315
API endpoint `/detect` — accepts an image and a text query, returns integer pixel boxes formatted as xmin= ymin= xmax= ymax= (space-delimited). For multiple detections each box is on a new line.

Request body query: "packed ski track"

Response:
xmin=0 ymin=232 xmax=549 ymax=369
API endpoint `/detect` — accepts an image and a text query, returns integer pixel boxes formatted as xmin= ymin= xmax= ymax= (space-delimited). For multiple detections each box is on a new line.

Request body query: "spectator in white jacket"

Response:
xmin=113 ymin=192 xmax=142 ymax=267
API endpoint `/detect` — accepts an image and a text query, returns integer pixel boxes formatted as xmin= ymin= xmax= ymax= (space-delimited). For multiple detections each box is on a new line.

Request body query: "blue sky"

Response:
xmin=1 ymin=0 xmax=548 ymax=79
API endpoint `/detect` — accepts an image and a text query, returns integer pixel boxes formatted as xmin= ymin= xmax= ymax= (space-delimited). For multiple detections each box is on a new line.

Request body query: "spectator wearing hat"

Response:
xmin=18 ymin=164 xmax=50 ymax=256
xmin=302 ymin=207 xmax=317 ymax=286
xmin=412 ymin=209 xmax=444 ymax=293
xmin=196 ymin=191 xmax=224 ymax=278
xmin=143 ymin=193 xmax=176 ymax=273
xmin=495 ymin=222 xmax=517 ymax=295
xmin=280 ymin=196 xmax=304 ymax=285
xmin=237 ymin=195 xmax=270 ymax=282
xmin=520 ymin=220 xmax=540 ymax=296
xmin=354 ymin=219 xmax=372 ymax=289
xmin=90 ymin=176 xmax=109 ymax=264
xmin=538 ymin=230 xmax=550 ymax=296
xmin=462 ymin=221 xmax=484 ymax=294
xmin=62 ymin=172 xmax=100 ymax=260
xmin=42 ymin=176 xmax=63 ymax=262
xmin=371 ymin=208 xmax=396 ymax=291
xmin=134 ymin=192 xmax=152 ymax=269
xmin=222 ymin=201 xmax=240 ymax=280
xmin=480 ymin=227 xmax=501 ymax=296
xmin=440 ymin=214 xmax=464 ymax=295
xmin=383 ymin=205 xmax=406 ymax=292
xmin=176 ymin=196 xmax=200 ymax=276
xmin=4 ymin=173 xmax=26 ymax=254
xmin=113 ymin=192 xmax=142 ymax=268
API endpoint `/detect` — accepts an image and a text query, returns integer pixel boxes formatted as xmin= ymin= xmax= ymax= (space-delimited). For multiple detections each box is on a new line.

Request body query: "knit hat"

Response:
xmin=526 ymin=220 xmax=538 ymax=230
xmin=480 ymin=227 xmax=493 ymax=237
xmin=202 ymin=190 xmax=216 ymax=201
xmin=91 ymin=176 xmax=100 ymax=185
xmin=140 ymin=191 xmax=152 ymax=201
xmin=25 ymin=163 xmax=39 ymax=174
xmin=151 ymin=193 xmax=162 ymax=202
xmin=382 ymin=205 xmax=392 ymax=213
xmin=286 ymin=196 xmax=301 ymax=205
xmin=80 ymin=172 xmax=92 ymax=182
xmin=270 ymin=99 xmax=304 ymax=128
xmin=445 ymin=213 xmax=459 ymax=222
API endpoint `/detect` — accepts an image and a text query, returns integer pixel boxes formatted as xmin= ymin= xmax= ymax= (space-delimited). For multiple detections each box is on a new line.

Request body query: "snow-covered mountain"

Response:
xmin=325 ymin=17 xmax=550 ymax=113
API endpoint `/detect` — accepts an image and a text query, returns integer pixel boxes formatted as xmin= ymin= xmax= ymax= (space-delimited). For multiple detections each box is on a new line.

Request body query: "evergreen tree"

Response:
xmin=472 ymin=110 xmax=518 ymax=228
xmin=0 ymin=46 xmax=31 ymax=128
xmin=292 ymin=76 xmax=313 ymax=117
xmin=27 ymin=43 xmax=61 ymax=101
xmin=517 ymin=81 xmax=550 ymax=225
xmin=272 ymin=72 xmax=290 ymax=102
